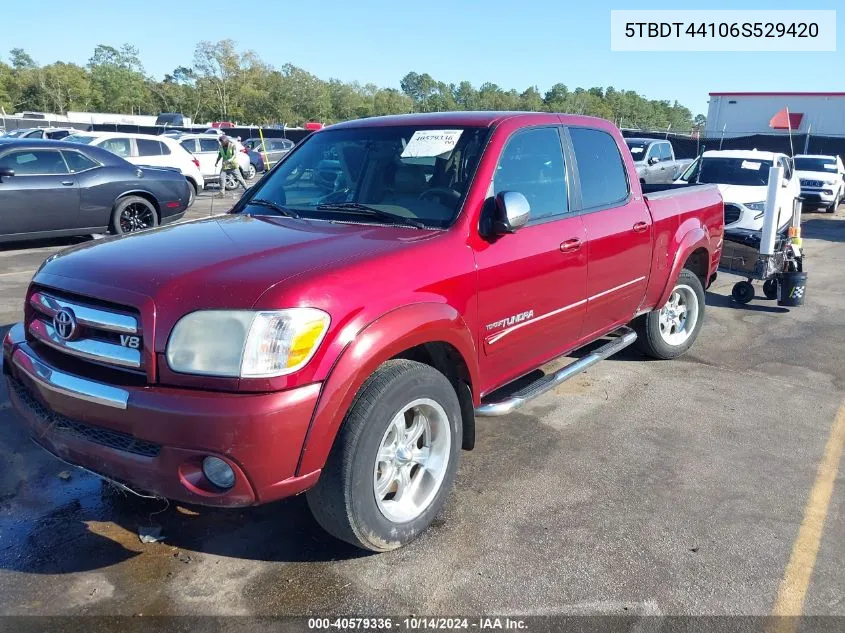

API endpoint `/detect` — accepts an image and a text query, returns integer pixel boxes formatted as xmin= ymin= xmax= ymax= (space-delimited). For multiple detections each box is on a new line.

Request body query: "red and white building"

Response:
xmin=705 ymin=92 xmax=845 ymax=139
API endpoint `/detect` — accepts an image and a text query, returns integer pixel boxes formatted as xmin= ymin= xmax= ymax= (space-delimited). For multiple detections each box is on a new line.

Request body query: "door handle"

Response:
xmin=61 ymin=181 xmax=74 ymax=186
xmin=633 ymin=221 xmax=649 ymax=233
xmin=560 ymin=238 xmax=582 ymax=253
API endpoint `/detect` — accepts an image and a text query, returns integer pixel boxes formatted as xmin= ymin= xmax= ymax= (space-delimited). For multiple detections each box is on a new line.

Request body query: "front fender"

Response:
xmin=296 ymin=302 xmax=477 ymax=476
xmin=656 ymin=227 xmax=710 ymax=308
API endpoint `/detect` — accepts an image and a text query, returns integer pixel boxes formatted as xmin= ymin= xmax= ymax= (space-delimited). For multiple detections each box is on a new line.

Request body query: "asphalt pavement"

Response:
xmin=0 ymin=195 xmax=843 ymax=618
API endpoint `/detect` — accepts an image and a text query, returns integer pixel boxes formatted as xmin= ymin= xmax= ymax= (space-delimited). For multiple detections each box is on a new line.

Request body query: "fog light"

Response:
xmin=202 ymin=456 xmax=235 ymax=489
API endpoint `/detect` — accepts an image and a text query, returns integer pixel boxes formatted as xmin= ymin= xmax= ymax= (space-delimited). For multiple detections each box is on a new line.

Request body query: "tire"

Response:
xmin=763 ymin=278 xmax=779 ymax=299
xmin=731 ymin=281 xmax=755 ymax=304
xmin=307 ymin=360 xmax=462 ymax=552
xmin=826 ymin=201 xmax=837 ymax=214
xmin=634 ymin=269 xmax=705 ymax=360
xmin=186 ymin=180 xmax=197 ymax=207
xmin=110 ymin=196 xmax=159 ymax=235
xmin=244 ymin=164 xmax=256 ymax=180
xmin=224 ymin=172 xmax=237 ymax=190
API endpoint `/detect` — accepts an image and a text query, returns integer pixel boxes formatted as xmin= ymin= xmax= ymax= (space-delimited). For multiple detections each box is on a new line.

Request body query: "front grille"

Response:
xmin=27 ymin=289 xmax=144 ymax=376
xmin=9 ymin=376 xmax=161 ymax=458
xmin=724 ymin=204 xmax=742 ymax=225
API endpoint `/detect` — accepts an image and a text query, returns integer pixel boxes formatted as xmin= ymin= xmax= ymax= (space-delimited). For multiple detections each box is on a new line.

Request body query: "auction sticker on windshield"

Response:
xmin=401 ymin=130 xmax=464 ymax=158
xmin=741 ymin=161 xmax=762 ymax=170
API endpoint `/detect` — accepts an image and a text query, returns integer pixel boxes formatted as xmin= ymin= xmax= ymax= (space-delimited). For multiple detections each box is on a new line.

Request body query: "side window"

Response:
xmin=181 ymin=139 xmax=197 ymax=153
xmin=159 ymin=141 xmax=171 ymax=155
xmin=645 ymin=143 xmax=659 ymax=163
xmin=569 ymin=127 xmax=630 ymax=210
xmin=659 ymin=143 xmax=672 ymax=161
xmin=101 ymin=137 xmax=132 ymax=157
xmin=199 ymin=138 xmax=219 ymax=152
xmin=0 ymin=149 xmax=69 ymax=175
xmin=137 ymin=139 xmax=162 ymax=156
xmin=61 ymin=150 xmax=99 ymax=173
xmin=493 ymin=127 xmax=568 ymax=221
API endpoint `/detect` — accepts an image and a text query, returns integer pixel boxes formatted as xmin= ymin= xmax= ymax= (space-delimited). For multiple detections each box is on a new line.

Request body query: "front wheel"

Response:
xmin=244 ymin=164 xmax=256 ymax=180
xmin=186 ymin=180 xmax=197 ymax=207
xmin=307 ymin=360 xmax=462 ymax=552
xmin=634 ymin=269 xmax=705 ymax=360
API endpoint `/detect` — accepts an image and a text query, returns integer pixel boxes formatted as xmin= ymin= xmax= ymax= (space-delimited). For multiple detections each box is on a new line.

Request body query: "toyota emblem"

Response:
xmin=53 ymin=308 xmax=77 ymax=341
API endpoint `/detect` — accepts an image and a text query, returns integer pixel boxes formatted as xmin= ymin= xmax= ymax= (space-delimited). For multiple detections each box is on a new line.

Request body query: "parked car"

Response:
xmin=0 ymin=138 xmax=189 ymax=243
xmin=155 ymin=112 xmax=189 ymax=127
xmin=2 ymin=127 xmax=78 ymax=140
xmin=3 ymin=112 xmax=723 ymax=552
xmin=211 ymin=121 xmax=234 ymax=129
xmin=244 ymin=137 xmax=294 ymax=169
xmin=176 ymin=133 xmax=253 ymax=186
xmin=676 ymin=149 xmax=799 ymax=232
xmin=794 ymin=154 xmax=845 ymax=213
xmin=625 ymin=138 xmax=693 ymax=184
xmin=62 ymin=131 xmax=204 ymax=206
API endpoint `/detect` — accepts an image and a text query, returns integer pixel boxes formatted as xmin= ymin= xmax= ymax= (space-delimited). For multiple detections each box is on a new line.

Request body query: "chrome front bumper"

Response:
xmin=5 ymin=323 xmax=129 ymax=410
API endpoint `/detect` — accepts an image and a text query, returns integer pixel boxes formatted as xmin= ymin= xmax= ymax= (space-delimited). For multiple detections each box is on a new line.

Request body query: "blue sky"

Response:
xmin=3 ymin=0 xmax=841 ymax=117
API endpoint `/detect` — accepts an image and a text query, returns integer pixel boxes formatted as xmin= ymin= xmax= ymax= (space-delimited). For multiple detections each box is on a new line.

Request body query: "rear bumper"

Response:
xmin=3 ymin=324 xmax=321 ymax=507
xmin=161 ymin=211 xmax=186 ymax=226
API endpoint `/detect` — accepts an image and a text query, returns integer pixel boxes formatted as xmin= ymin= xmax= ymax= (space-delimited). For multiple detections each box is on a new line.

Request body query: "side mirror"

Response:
xmin=493 ymin=191 xmax=530 ymax=235
xmin=648 ymin=156 xmax=660 ymax=166
xmin=0 ymin=166 xmax=14 ymax=180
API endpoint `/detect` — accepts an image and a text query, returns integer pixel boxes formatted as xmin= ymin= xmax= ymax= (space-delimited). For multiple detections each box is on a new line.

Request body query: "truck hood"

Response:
xmin=796 ymin=169 xmax=840 ymax=182
xmin=36 ymin=215 xmax=436 ymax=308
xmin=714 ymin=183 xmax=768 ymax=205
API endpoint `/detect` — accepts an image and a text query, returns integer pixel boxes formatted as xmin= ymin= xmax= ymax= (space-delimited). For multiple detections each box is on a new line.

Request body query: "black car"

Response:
xmin=0 ymin=139 xmax=190 ymax=243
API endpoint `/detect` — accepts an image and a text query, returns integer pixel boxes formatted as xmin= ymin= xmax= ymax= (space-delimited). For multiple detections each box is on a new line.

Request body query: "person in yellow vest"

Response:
xmin=215 ymin=135 xmax=247 ymax=197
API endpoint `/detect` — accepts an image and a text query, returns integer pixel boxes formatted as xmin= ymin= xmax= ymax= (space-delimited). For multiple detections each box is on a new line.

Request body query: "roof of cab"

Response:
xmin=325 ymin=111 xmax=610 ymax=130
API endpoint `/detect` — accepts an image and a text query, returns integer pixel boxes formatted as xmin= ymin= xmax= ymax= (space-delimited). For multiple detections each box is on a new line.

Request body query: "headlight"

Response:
xmin=744 ymin=201 xmax=766 ymax=212
xmin=824 ymin=180 xmax=837 ymax=186
xmin=166 ymin=308 xmax=330 ymax=378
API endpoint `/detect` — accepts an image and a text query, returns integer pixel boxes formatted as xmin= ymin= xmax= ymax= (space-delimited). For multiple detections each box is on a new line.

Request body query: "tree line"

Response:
xmin=0 ymin=41 xmax=705 ymax=131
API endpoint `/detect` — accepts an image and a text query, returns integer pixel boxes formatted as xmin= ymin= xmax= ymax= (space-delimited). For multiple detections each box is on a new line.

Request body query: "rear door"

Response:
xmin=474 ymin=126 xmax=588 ymax=389
xmin=0 ymin=147 xmax=80 ymax=235
xmin=568 ymin=126 xmax=653 ymax=339
xmin=136 ymin=138 xmax=169 ymax=168
xmin=196 ymin=137 xmax=222 ymax=179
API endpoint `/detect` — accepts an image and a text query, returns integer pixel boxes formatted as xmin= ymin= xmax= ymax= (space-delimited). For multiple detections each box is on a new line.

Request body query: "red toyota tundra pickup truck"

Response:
xmin=3 ymin=112 xmax=723 ymax=551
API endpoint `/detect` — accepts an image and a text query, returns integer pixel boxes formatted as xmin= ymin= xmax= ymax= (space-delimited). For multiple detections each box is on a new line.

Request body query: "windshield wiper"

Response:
xmin=314 ymin=202 xmax=428 ymax=229
xmin=249 ymin=199 xmax=300 ymax=219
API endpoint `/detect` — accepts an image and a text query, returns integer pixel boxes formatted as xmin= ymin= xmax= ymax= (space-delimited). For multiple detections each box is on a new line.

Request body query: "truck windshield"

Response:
xmin=696 ymin=157 xmax=773 ymax=186
xmin=794 ymin=157 xmax=837 ymax=172
xmin=243 ymin=125 xmax=492 ymax=229
xmin=625 ymin=140 xmax=649 ymax=158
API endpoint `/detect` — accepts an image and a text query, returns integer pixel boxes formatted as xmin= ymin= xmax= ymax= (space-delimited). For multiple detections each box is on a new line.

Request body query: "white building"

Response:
xmin=705 ymin=92 xmax=845 ymax=139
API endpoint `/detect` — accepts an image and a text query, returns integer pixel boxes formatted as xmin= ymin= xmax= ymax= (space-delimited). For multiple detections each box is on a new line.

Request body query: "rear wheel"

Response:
xmin=634 ymin=269 xmax=705 ymax=360
xmin=244 ymin=164 xmax=256 ymax=180
xmin=110 ymin=196 xmax=158 ymax=235
xmin=307 ymin=360 xmax=461 ymax=552
xmin=186 ymin=180 xmax=197 ymax=207
xmin=763 ymin=278 xmax=779 ymax=299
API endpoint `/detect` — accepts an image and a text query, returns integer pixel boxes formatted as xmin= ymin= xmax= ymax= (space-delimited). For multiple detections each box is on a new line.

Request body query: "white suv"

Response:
xmin=677 ymin=149 xmax=800 ymax=232
xmin=175 ymin=134 xmax=251 ymax=187
xmin=794 ymin=154 xmax=845 ymax=213
xmin=63 ymin=131 xmax=205 ymax=206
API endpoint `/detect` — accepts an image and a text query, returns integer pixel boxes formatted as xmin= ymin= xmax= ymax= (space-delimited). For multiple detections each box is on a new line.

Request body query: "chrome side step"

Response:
xmin=475 ymin=327 xmax=637 ymax=417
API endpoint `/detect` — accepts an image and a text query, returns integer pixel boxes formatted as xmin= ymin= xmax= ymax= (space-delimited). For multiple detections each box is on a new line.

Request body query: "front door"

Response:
xmin=568 ymin=126 xmax=653 ymax=338
xmin=0 ymin=148 xmax=80 ymax=236
xmin=475 ymin=126 xmax=588 ymax=391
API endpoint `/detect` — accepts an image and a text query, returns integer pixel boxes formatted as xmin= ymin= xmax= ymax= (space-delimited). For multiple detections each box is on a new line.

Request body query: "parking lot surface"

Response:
xmin=1 ymin=195 xmax=844 ymax=617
